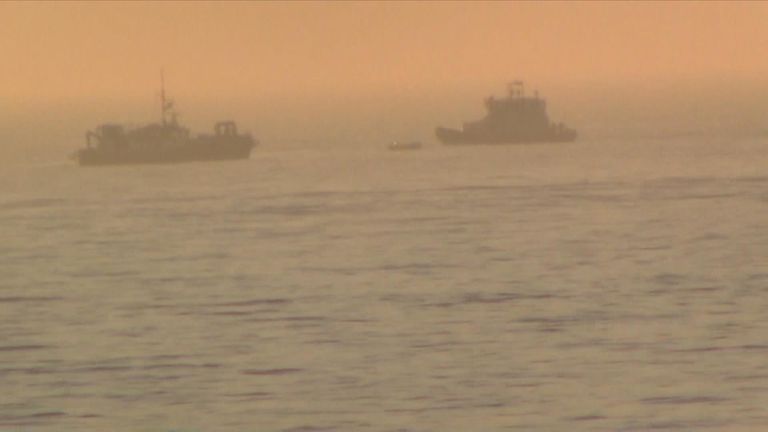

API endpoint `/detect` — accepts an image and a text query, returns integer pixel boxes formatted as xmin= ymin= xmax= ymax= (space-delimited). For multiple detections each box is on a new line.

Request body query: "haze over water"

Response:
xmin=3 ymin=1 xmax=768 ymax=164
xmin=2 ymin=2 xmax=768 ymax=431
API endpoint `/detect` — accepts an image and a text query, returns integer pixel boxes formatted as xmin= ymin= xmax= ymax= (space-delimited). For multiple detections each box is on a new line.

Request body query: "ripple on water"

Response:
xmin=0 ymin=411 xmax=67 ymax=427
xmin=640 ymin=395 xmax=729 ymax=405
xmin=0 ymin=296 xmax=64 ymax=303
xmin=241 ymin=368 xmax=303 ymax=376
xmin=0 ymin=198 xmax=68 ymax=211
xmin=0 ymin=344 xmax=52 ymax=352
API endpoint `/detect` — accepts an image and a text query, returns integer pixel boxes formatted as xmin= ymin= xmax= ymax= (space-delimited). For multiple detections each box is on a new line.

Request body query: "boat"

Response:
xmin=435 ymin=81 xmax=576 ymax=145
xmin=75 ymin=75 xmax=257 ymax=166
xmin=388 ymin=141 xmax=423 ymax=151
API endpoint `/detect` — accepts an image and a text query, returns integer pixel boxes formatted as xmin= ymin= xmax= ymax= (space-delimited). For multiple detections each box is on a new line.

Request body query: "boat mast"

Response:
xmin=160 ymin=69 xmax=166 ymax=126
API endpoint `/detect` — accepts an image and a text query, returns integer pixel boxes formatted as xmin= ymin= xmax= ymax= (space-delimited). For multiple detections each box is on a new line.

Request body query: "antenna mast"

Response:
xmin=160 ymin=69 xmax=166 ymax=126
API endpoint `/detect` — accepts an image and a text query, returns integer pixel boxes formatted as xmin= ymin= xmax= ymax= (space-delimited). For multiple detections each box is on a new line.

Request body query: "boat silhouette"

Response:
xmin=436 ymin=81 xmax=576 ymax=145
xmin=75 ymin=74 xmax=256 ymax=166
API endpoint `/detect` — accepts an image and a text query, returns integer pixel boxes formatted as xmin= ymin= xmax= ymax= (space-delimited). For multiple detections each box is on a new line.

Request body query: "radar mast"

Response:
xmin=159 ymin=70 xmax=177 ymax=126
xmin=160 ymin=70 xmax=166 ymax=125
xmin=509 ymin=80 xmax=525 ymax=98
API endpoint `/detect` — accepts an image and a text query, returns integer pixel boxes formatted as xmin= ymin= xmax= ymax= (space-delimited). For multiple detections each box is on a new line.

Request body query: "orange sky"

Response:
xmin=2 ymin=1 xmax=767 ymax=104
xmin=2 ymin=2 xmax=768 ymax=163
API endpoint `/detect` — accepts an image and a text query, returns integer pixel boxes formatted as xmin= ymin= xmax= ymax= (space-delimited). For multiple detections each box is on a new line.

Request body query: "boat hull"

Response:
xmin=77 ymin=138 xmax=256 ymax=166
xmin=388 ymin=141 xmax=423 ymax=151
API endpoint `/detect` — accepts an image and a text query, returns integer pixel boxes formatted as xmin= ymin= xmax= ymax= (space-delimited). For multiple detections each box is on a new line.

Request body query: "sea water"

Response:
xmin=1 ymin=137 xmax=768 ymax=431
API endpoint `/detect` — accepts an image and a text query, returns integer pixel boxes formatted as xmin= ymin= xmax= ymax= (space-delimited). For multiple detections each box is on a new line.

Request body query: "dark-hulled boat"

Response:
xmin=75 ymin=76 xmax=256 ymax=166
xmin=436 ymin=81 xmax=576 ymax=145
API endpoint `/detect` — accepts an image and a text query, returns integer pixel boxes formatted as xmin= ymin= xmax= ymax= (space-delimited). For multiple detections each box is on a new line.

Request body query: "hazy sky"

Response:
xmin=3 ymin=1 xmax=768 ymax=102
xmin=2 ymin=1 xmax=768 ymax=162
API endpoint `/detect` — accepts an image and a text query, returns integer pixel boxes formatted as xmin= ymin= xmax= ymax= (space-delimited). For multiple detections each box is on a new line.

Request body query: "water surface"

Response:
xmin=2 ymin=137 xmax=768 ymax=431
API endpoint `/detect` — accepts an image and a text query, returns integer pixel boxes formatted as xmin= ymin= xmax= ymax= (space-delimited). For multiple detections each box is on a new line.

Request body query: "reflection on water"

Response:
xmin=1 ymin=138 xmax=768 ymax=431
